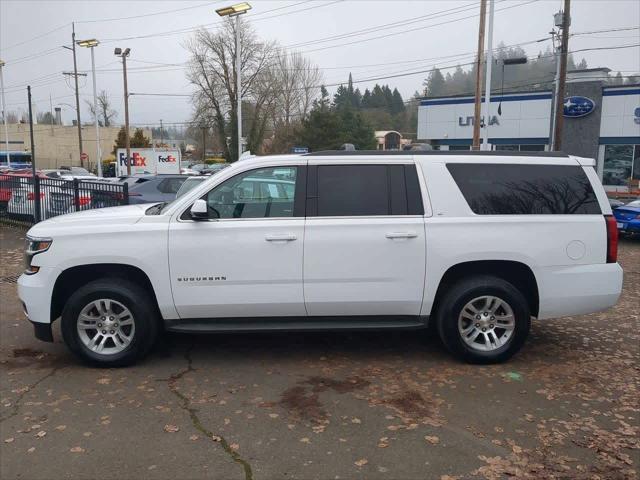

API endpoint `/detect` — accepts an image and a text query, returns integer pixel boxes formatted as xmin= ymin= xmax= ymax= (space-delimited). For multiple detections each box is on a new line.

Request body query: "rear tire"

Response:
xmin=61 ymin=278 xmax=159 ymax=367
xmin=436 ymin=275 xmax=530 ymax=364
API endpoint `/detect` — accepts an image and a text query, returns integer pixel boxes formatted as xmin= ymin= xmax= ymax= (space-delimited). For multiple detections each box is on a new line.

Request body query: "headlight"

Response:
xmin=24 ymin=236 xmax=52 ymax=275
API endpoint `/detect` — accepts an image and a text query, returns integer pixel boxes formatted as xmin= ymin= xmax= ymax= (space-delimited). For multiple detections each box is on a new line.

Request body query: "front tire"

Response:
xmin=61 ymin=278 xmax=159 ymax=367
xmin=436 ymin=275 xmax=530 ymax=364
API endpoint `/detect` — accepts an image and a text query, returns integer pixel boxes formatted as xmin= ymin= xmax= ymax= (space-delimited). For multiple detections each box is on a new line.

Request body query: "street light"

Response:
xmin=114 ymin=47 xmax=131 ymax=174
xmin=0 ymin=59 xmax=10 ymax=168
xmin=216 ymin=2 xmax=251 ymax=161
xmin=77 ymin=38 xmax=102 ymax=177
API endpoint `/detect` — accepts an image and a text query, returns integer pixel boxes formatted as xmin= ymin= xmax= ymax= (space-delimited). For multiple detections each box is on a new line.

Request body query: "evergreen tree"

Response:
xmin=361 ymin=88 xmax=372 ymax=108
xmin=390 ymin=88 xmax=405 ymax=115
xmin=423 ymin=68 xmax=446 ymax=97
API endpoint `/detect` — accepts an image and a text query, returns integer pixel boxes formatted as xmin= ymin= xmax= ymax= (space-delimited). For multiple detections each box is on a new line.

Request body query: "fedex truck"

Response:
xmin=116 ymin=149 xmax=181 ymax=176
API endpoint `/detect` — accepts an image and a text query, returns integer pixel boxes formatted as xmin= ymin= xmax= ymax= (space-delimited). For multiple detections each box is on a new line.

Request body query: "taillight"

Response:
xmin=76 ymin=196 xmax=91 ymax=206
xmin=128 ymin=192 xmax=141 ymax=197
xmin=27 ymin=192 xmax=45 ymax=201
xmin=604 ymin=215 xmax=618 ymax=263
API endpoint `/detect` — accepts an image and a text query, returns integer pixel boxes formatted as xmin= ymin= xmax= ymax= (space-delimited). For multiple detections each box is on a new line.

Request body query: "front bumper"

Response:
xmin=17 ymin=266 xmax=60 ymax=342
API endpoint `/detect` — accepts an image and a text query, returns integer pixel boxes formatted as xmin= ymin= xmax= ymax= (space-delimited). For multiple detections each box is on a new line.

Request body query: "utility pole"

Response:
xmin=71 ymin=23 xmax=83 ymax=166
xmin=552 ymin=0 xmax=571 ymax=151
xmin=201 ymin=125 xmax=206 ymax=161
xmin=160 ymin=119 xmax=163 ymax=146
xmin=481 ymin=0 xmax=495 ymax=151
xmin=472 ymin=0 xmax=487 ymax=150
xmin=549 ymin=28 xmax=561 ymax=149
xmin=114 ymin=48 xmax=131 ymax=174
xmin=49 ymin=93 xmax=54 ymax=135
xmin=0 ymin=60 xmax=10 ymax=168
xmin=28 ymin=86 xmax=40 ymax=222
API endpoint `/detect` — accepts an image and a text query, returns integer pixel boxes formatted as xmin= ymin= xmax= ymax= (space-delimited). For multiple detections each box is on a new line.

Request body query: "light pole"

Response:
xmin=0 ymin=60 xmax=10 ymax=168
xmin=114 ymin=47 xmax=131 ymax=174
xmin=216 ymin=2 xmax=251 ymax=161
xmin=77 ymin=39 xmax=102 ymax=176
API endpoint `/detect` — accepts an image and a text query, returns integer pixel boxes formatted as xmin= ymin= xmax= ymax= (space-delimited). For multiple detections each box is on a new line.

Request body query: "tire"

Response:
xmin=61 ymin=278 xmax=159 ymax=367
xmin=436 ymin=275 xmax=530 ymax=364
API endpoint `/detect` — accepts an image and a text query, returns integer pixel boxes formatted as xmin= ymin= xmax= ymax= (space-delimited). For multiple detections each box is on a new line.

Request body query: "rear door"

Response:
xmin=303 ymin=161 xmax=426 ymax=316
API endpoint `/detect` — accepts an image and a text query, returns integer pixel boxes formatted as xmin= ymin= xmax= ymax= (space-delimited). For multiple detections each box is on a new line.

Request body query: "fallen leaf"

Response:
xmin=27 ymin=447 xmax=35 ymax=453
xmin=164 ymin=425 xmax=179 ymax=433
xmin=70 ymin=446 xmax=84 ymax=453
xmin=83 ymin=432 xmax=92 ymax=437
xmin=425 ymin=435 xmax=440 ymax=445
xmin=355 ymin=458 xmax=368 ymax=467
xmin=189 ymin=435 xmax=199 ymax=441
xmin=55 ymin=425 xmax=66 ymax=431
xmin=211 ymin=435 xmax=221 ymax=442
xmin=97 ymin=378 xmax=111 ymax=385
xmin=35 ymin=431 xmax=46 ymax=438
xmin=300 ymin=437 xmax=311 ymax=443
xmin=268 ymin=413 xmax=279 ymax=419
xmin=351 ymin=418 xmax=361 ymax=424
xmin=4 ymin=438 xmax=14 ymax=443
xmin=230 ymin=443 xmax=239 ymax=450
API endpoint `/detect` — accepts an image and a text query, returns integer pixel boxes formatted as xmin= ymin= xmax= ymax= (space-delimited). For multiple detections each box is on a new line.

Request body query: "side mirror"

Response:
xmin=190 ymin=199 xmax=209 ymax=220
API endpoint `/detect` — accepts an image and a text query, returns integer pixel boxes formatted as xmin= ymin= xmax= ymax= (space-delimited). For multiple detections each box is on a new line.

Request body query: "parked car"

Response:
xmin=5 ymin=171 xmax=50 ymax=220
xmin=18 ymin=151 xmax=622 ymax=367
xmin=613 ymin=201 xmax=640 ymax=236
xmin=200 ymin=163 xmax=230 ymax=175
xmin=608 ymin=198 xmax=625 ymax=209
xmin=126 ymin=174 xmax=189 ymax=204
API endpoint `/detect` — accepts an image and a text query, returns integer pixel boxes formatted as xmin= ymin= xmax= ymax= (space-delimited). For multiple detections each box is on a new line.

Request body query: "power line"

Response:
xmin=75 ymin=1 xmax=222 ymax=24
xmin=1 ymin=23 xmax=71 ymax=51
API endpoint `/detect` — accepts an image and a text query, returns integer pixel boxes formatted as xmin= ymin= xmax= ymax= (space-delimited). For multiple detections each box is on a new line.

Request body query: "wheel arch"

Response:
xmin=431 ymin=260 xmax=539 ymax=318
xmin=51 ymin=263 xmax=161 ymax=323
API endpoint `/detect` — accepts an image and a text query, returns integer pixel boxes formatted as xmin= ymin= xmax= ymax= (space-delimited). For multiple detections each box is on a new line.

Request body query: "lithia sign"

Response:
xmin=458 ymin=115 xmax=500 ymax=127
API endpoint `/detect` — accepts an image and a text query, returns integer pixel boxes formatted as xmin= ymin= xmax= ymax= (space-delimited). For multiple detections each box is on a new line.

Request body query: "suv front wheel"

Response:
xmin=61 ymin=278 xmax=159 ymax=367
xmin=436 ymin=275 xmax=531 ymax=364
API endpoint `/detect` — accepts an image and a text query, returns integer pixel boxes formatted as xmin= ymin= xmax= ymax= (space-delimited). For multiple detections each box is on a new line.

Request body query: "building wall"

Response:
xmin=417 ymin=92 xmax=552 ymax=144
xmin=561 ymin=81 xmax=604 ymax=161
xmin=0 ymin=124 xmax=152 ymax=170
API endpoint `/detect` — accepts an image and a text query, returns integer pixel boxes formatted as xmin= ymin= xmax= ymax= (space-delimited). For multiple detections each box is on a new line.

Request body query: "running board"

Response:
xmin=164 ymin=315 xmax=429 ymax=334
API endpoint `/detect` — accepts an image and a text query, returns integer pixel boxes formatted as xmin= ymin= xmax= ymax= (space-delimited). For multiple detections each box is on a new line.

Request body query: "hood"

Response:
xmin=28 ymin=203 xmax=154 ymax=236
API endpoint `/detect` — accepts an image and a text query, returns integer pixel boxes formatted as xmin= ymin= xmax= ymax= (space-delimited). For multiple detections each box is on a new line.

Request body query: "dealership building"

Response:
xmin=417 ymin=68 xmax=640 ymax=191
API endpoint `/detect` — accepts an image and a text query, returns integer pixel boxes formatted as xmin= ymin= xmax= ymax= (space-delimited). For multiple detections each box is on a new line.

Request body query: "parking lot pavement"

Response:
xmin=0 ymin=225 xmax=638 ymax=480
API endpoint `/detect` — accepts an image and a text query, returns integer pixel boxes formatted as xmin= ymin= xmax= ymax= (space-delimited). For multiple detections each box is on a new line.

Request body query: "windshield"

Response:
xmin=176 ymin=177 xmax=206 ymax=198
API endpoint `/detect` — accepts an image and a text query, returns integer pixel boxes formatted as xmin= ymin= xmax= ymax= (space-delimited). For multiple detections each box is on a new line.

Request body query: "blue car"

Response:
xmin=613 ymin=199 xmax=640 ymax=235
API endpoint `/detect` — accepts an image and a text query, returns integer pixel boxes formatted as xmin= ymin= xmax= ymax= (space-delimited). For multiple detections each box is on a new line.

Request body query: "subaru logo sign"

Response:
xmin=563 ymin=96 xmax=596 ymax=118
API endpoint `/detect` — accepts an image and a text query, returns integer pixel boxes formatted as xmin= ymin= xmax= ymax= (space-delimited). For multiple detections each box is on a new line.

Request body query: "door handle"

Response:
xmin=385 ymin=232 xmax=418 ymax=239
xmin=265 ymin=234 xmax=297 ymax=242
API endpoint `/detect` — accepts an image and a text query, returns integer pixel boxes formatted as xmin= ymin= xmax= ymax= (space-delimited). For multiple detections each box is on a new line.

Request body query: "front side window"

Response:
xmin=203 ymin=167 xmax=297 ymax=219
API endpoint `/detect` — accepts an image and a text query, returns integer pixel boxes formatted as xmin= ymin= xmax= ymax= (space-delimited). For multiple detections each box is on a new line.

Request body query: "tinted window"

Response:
xmin=203 ymin=167 xmax=297 ymax=219
xmin=311 ymin=164 xmax=423 ymax=217
xmin=447 ymin=163 xmax=601 ymax=215
xmin=317 ymin=165 xmax=389 ymax=216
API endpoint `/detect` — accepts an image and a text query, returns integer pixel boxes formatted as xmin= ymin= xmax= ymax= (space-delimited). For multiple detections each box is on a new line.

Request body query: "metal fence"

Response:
xmin=0 ymin=175 xmax=129 ymax=225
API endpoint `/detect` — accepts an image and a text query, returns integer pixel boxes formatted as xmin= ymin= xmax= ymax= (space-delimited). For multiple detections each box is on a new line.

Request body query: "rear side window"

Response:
xmin=158 ymin=177 xmax=186 ymax=194
xmin=447 ymin=163 xmax=601 ymax=215
xmin=310 ymin=164 xmax=424 ymax=217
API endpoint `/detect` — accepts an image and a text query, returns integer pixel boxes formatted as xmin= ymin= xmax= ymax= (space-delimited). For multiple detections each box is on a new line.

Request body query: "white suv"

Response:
xmin=18 ymin=151 xmax=623 ymax=366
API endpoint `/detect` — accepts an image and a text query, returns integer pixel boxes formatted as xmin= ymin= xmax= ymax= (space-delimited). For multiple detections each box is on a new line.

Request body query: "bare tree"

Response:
xmin=86 ymin=90 xmax=117 ymax=127
xmin=185 ymin=19 xmax=322 ymax=160
xmin=4 ymin=111 xmax=19 ymax=124
xmin=185 ymin=20 xmax=278 ymax=162
xmin=268 ymin=50 xmax=322 ymax=153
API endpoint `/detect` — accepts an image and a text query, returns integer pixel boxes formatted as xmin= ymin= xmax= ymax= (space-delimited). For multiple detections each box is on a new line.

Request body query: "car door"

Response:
xmin=303 ymin=161 xmax=426 ymax=316
xmin=168 ymin=163 xmax=306 ymax=319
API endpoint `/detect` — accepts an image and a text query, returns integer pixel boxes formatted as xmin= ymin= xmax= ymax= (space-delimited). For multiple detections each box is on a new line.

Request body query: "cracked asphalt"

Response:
xmin=0 ymin=225 xmax=638 ymax=480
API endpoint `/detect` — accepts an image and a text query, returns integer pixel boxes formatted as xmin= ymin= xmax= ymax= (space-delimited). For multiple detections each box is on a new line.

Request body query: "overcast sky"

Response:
xmin=1 ymin=0 xmax=639 ymax=129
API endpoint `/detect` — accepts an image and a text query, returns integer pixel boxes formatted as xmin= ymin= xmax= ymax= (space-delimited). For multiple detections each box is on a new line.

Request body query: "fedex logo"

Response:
xmin=158 ymin=155 xmax=176 ymax=163
xmin=118 ymin=152 xmax=147 ymax=167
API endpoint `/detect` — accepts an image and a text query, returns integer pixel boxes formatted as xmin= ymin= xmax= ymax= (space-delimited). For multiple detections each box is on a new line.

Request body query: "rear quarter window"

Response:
xmin=446 ymin=163 xmax=601 ymax=215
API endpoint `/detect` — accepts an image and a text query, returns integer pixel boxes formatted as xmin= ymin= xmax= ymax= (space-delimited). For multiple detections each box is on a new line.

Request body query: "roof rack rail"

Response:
xmin=305 ymin=150 xmax=569 ymax=158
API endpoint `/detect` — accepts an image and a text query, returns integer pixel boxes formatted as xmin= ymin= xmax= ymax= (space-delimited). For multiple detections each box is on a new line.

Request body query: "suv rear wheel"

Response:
xmin=61 ymin=278 xmax=159 ymax=367
xmin=436 ymin=275 xmax=530 ymax=364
